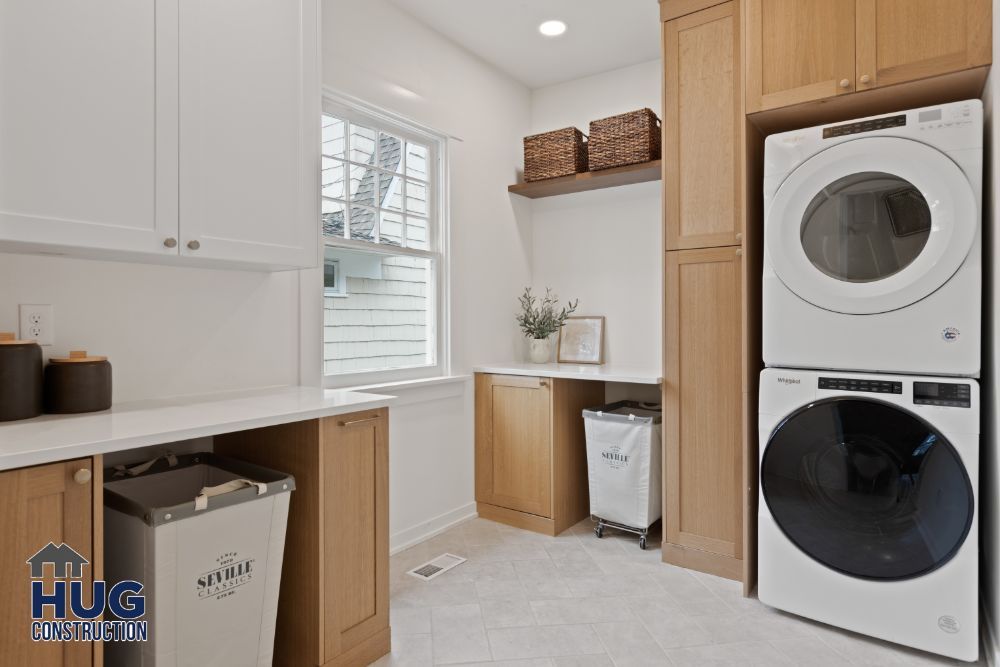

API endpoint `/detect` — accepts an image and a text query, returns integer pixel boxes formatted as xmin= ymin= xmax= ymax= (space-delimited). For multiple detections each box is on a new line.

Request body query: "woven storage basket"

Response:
xmin=523 ymin=127 xmax=588 ymax=182
xmin=588 ymin=108 xmax=661 ymax=171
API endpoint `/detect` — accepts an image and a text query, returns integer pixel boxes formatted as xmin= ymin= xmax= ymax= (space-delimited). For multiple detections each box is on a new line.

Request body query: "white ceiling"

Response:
xmin=386 ymin=0 xmax=661 ymax=89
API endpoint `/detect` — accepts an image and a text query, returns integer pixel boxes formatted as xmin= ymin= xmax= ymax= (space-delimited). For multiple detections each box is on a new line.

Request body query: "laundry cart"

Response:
xmin=103 ymin=452 xmax=295 ymax=667
xmin=583 ymin=401 xmax=662 ymax=549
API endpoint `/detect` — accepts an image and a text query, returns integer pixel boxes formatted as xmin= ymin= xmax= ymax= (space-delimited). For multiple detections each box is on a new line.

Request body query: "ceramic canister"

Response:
xmin=44 ymin=350 xmax=112 ymax=414
xmin=0 ymin=332 xmax=43 ymax=421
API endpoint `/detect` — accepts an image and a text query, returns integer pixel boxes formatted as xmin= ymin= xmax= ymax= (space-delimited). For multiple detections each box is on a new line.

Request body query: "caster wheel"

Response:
xmin=639 ymin=536 xmax=647 ymax=550
xmin=595 ymin=525 xmax=604 ymax=538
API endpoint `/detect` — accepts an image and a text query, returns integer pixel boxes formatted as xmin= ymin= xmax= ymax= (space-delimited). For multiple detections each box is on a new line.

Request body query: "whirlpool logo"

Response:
xmin=776 ymin=377 xmax=801 ymax=385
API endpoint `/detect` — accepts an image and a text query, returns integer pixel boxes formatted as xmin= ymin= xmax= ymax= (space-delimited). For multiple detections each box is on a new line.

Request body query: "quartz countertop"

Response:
xmin=473 ymin=362 xmax=662 ymax=385
xmin=0 ymin=385 xmax=395 ymax=471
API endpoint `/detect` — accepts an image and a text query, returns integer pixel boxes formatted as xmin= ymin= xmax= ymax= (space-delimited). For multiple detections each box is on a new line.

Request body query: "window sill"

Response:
xmin=345 ymin=374 xmax=471 ymax=393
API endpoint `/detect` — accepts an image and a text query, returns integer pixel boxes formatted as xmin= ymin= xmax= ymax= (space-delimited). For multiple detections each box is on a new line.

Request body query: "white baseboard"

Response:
xmin=390 ymin=502 xmax=478 ymax=555
xmin=983 ymin=598 xmax=1000 ymax=667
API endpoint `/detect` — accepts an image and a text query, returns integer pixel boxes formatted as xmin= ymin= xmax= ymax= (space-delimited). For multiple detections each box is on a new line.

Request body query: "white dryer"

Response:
xmin=758 ymin=368 xmax=979 ymax=662
xmin=763 ymin=100 xmax=982 ymax=377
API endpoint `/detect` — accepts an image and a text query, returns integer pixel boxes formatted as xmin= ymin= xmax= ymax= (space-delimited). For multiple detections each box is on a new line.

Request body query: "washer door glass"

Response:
xmin=762 ymin=398 xmax=973 ymax=580
xmin=767 ymin=137 xmax=977 ymax=314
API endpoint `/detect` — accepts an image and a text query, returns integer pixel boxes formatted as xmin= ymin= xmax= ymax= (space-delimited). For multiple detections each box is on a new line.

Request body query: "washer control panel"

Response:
xmin=913 ymin=382 xmax=971 ymax=408
xmin=823 ymin=114 xmax=905 ymax=138
xmin=818 ymin=377 xmax=902 ymax=394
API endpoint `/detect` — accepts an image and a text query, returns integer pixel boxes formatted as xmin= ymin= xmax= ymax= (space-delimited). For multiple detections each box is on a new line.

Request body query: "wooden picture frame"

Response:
xmin=557 ymin=316 xmax=605 ymax=364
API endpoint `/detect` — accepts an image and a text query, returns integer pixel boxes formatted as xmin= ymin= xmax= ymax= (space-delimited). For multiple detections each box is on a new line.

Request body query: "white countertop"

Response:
xmin=473 ymin=362 xmax=662 ymax=385
xmin=0 ymin=386 xmax=395 ymax=471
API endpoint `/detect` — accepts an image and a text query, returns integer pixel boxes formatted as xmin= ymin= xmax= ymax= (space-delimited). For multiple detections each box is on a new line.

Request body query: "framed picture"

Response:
xmin=557 ymin=316 xmax=605 ymax=364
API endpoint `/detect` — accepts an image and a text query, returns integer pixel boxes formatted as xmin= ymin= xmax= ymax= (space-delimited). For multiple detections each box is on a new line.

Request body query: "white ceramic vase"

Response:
xmin=528 ymin=337 xmax=551 ymax=364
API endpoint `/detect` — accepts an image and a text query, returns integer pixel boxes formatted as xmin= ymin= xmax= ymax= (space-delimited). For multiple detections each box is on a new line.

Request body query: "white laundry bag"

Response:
xmin=103 ymin=453 xmax=294 ymax=667
xmin=584 ymin=402 xmax=663 ymax=530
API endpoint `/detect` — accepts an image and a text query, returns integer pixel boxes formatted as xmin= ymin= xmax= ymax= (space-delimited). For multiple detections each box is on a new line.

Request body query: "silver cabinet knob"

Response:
xmin=187 ymin=240 xmax=201 ymax=251
xmin=163 ymin=237 xmax=177 ymax=248
xmin=839 ymin=78 xmax=851 ymax=89
xmin=736 ymin=248 xmax=743 ymax=257
xmin=735 ymin=232 xmax=743 ymax=242
xmin=74 ymin=468 xmax=92 ymax=485
xmin=859 ymin=74 xmax=872 ymax=85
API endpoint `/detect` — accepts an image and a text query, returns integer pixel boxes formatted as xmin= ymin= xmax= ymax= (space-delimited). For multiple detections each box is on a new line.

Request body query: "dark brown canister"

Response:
xmin=0 ymin=332 xmax=43 ymax=421
xmin=44 ymin=350 xmax=112 ymax=414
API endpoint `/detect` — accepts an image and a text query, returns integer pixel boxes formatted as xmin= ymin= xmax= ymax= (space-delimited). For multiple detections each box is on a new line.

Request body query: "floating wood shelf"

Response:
xmin=508 ymin=159 xmax=662 ymax=199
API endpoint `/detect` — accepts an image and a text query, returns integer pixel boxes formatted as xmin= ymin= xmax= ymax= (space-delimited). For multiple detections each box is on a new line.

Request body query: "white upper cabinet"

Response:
xmin=0 ymin=0 xmax=318 ymax=270
xmin=0 ymin=0 xmax=177 ymax=257
xmin=178 ymin=0 xmax=319 ymax=268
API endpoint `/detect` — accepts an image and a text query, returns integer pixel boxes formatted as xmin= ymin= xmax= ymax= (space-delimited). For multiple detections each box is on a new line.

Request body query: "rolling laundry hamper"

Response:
xmin=583 ymin=401 xmax=662 ymax=549
xmin=102 ymin=452 xmax=295 ymax=667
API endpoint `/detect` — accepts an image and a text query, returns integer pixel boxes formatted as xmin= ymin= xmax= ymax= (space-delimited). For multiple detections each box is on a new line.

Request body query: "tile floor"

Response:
xmin=374 ymin=517 xmax=982 ymax=666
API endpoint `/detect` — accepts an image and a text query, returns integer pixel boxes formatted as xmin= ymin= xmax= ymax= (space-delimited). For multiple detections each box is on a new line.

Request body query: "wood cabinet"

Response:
xmin=0 ymin=0 xmax=318 ymax=270
xmin=663 ymin=1 xmax=744 ymax=250
xmin=216 ymin=409 xmax=390 ymax=667
xmin=475 ymin=374 xmax=605 ymax=536
xmin=746 ymin=0 xmax=991 ymax=113
xmin=663 ymin=248 xmax=745 ymax=580
xmin=0 ymin=458 xmax=103 ymax=667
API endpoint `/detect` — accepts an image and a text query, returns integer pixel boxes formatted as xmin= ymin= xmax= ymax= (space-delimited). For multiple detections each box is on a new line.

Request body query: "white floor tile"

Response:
xmin=431 ymin=604 xmax=492 ymax=665
xmin=592 ymin=621 xmax=670 ymax=666
xmin=487 ymin=625 xmax=605 ymax=660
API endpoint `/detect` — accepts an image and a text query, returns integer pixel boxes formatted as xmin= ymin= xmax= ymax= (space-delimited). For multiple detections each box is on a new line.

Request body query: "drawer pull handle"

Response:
xmin=339 ymin=416 xmax=380 ymax=427
xmin=74 ymin=468 xmax=92 ymax=485
xmin=539 ymin=380 xmax=549 ymax=387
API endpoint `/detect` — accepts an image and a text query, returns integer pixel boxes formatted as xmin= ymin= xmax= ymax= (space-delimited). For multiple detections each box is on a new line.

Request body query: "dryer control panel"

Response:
xmin=823 ymin=114 xmax=905 ymax=138
xmin=913 ymin=382 xmax=971 ymax=408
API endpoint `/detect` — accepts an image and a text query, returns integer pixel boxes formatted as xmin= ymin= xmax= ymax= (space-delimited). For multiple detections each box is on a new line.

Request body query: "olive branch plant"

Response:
xmin=516 ymin=287 xmax=578 ymax=340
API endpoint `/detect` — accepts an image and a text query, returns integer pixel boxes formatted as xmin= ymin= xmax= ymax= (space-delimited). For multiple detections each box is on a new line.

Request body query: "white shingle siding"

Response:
xmin=324 ymin=255 xmax=430 ymax=374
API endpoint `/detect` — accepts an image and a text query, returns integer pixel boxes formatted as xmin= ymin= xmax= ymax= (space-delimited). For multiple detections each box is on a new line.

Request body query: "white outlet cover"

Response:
xmin=18 ymin=304 xmax=54 ymax=346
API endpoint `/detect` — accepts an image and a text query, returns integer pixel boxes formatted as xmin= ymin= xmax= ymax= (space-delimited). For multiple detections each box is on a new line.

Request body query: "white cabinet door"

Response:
xmin=0 ymin=0 xmax=178 ymax=256
xmin=178 ymin=0 xmax=319 ymax=269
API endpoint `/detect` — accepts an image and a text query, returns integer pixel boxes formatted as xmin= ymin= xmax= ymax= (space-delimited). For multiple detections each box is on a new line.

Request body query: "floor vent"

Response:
xmin=407 ymin=553 xmax=467 ymax=581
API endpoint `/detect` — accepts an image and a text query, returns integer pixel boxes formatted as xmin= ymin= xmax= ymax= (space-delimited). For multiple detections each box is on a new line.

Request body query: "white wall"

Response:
xmin=0 ymin=254 xmax=299 ymax=402
xmin=981 ymin=0 xmax=999 ymax=660
xmin=526 ymin=61 xmax=662 ymax=372
xmin=322 ymin=0 xmax=533 ymax=549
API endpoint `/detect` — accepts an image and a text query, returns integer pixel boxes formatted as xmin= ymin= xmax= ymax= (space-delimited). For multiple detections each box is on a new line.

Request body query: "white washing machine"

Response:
xmin=758 ymin=367 xmax=979 ymax=662
xmin=763 ymin=100 xmax=982 ymax=377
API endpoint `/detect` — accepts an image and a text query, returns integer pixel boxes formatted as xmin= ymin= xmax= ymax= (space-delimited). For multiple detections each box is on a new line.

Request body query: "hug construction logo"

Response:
xmin=26 ymin=542 xmax=148 ymax=643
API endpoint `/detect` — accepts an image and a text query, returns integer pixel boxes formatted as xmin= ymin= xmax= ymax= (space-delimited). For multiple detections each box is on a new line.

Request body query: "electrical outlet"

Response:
xmin=19 ymin=304 xmax=54 ymax=346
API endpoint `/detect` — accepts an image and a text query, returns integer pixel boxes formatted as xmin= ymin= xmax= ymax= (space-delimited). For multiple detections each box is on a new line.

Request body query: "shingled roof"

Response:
xmin=324 ymin=134 xmax=403 ymax=245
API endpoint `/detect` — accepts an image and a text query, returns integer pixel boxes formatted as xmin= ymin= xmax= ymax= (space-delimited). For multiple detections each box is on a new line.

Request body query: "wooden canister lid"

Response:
xmin=49 ymin=350 xmax=108 ymax=363
xmin=0 ymin=332 xmax=38 ymax=346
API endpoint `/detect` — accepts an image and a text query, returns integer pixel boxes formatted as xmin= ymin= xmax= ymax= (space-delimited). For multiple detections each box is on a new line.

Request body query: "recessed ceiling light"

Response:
xmin=539 ymin=20 xmax=567 ymax=37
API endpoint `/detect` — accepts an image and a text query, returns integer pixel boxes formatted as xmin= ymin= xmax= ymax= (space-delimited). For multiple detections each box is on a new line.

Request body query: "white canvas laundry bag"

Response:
xmin=584 ymin=402 xmax=662 ymax=530
xmin=103 ymin=453 xmax=294 ymax=667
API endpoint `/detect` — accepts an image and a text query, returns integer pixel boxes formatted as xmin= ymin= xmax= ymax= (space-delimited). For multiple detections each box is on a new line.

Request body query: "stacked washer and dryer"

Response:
xmin=758 ymin=100 xmax=983 ymax=662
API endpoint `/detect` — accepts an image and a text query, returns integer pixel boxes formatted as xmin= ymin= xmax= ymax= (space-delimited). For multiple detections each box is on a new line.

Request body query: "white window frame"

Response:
xmin=321 ymin=92 xmax=450 ymax=388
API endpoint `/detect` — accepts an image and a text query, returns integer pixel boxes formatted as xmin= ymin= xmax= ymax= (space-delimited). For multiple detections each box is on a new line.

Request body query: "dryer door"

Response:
xmin=761 ymin=397 xmax=973 ymax=580
xmin=766 ymin=137 xmax=977 ymax=314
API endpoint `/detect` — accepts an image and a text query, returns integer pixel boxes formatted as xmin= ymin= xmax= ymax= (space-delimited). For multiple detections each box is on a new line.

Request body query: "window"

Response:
xmin=321 ymin=98 xmax=446 ymax=384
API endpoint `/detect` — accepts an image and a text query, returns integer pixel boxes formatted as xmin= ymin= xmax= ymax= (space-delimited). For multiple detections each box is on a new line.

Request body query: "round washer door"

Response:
xmin=767 ymin=137 xmax=977 ymax=314
xmin=761 ymin=397 xmax=973 ymax=580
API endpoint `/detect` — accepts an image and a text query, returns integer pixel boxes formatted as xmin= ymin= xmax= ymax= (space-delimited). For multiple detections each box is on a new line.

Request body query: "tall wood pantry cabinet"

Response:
xmin=475 ymin=374 xmax=605 ymax=536
xmin=660 ymin=0 xmax=759 ymax=590
xmin=217 ymin=410 xmax=391 ymax=667
xmin=0 ymin=0 xmax=319 ymax=270
xmin=745 ymin=0 xmax=991 ymax=113
xmin=0 ymin=458 xmax=103 ymax=667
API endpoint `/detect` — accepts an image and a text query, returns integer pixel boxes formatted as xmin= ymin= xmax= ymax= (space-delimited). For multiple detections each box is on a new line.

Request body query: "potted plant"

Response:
xmin=516 ymin=287 xmax=578 ymax=363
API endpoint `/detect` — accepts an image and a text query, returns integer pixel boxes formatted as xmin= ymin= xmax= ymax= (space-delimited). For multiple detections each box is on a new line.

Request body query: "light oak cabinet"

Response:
xmin=475 ymin=374 xmax=605 ymax=536
xmin=663 ymin=1 xmax=744 ymax=250
xmin=746 ymin=0 xmax=991 ymax=113
xmin=0 ymin=0 xmax=319 ymax=270
xmin=0 ymin=458 xmax=103 ymax=667
xmin=216 ymin=409 xmax=390 ymax=667
xmin=663 ymin=248 xmax=745 ymax=580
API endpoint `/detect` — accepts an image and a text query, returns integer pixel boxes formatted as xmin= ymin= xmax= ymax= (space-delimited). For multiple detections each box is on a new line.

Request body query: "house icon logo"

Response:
xmin=26 ymin=542 xmax=89 ymax=579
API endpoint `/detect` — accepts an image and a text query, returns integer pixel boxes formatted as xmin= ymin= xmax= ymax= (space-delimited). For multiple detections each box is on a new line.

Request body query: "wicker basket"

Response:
xmin=523 ymin=127 xmax=588 ymax=182
xmin=588 ymin=108 xmax=661 ymax=171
